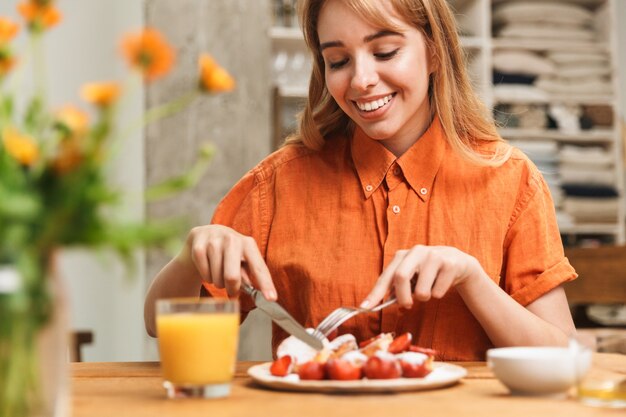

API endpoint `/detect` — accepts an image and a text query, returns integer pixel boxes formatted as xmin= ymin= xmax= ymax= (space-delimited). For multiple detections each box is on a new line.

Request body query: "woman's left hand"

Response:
xmin=361 ymin=245 xmax=484 ymax=309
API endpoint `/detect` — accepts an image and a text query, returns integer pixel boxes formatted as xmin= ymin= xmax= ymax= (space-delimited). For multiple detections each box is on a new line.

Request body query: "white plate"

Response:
xmin=247 ymin=362 xmax=467 ymax=393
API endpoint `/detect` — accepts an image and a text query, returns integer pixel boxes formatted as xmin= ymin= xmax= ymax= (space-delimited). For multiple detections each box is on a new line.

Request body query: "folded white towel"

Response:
xmin=563 ymin=197 xmax=619 ymax=222
xmin=560 ymin=166 xmax=615 ymax=186
xmin=493 ymin=2 xmax=594 ymax=26
xmin=536 ymin=76 xmax=613 ymax=95
xmin=493 ymin=49 xmax=555 ymax=76
xmin=560 ymin=145 xmax=614 ymax=167
xmin=558 ymin=64 xmax=612 ymax=79
xmin=548 ymin=51 xmax=609 ymax=66
xmin=498 ymin=23 xmax=595 ymax=41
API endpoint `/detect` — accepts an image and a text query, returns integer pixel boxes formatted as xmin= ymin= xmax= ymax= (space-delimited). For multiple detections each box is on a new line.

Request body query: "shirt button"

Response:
xmin=420 ymin=188 xmax=428 ymax=195
xmin=365 ymin=185 xmax=373 ymax=192
xmin=392 ymin=205 xmax=400 ymax=214
xmin=393 ymin=167 xmax=401 ymax=176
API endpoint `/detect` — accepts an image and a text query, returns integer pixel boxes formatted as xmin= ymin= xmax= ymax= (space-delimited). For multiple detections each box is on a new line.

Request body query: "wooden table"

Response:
xmin=72 ymin=354 xmax=625 ymax=417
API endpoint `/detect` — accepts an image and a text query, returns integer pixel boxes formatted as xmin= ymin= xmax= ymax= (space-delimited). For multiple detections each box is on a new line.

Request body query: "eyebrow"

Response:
xmin=319 ymin=30 xmax=404 ymax=52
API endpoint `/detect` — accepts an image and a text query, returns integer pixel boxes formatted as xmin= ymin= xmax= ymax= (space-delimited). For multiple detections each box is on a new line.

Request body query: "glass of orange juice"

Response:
xmin=156 ymin=298 xmax=239 ymax=399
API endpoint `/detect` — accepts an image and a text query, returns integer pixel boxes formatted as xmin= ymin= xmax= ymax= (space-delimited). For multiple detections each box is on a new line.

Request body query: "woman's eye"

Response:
xmin=329 ymin=59 xmax=348 ymax=70
xmin=375 ymin=49 xmax=399 ymax=60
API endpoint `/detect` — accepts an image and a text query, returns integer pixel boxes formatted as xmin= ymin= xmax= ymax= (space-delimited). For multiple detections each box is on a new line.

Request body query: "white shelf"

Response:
xmin=493 ymin=95 xmax=615 ymax=106
xmin=499 ymin=128 xmax=615 ymax=142
xmin=559 ymin=223 xmax=621 ymax=235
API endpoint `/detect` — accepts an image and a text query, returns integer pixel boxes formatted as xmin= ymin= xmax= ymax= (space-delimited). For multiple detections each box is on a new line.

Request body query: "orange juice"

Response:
xmin=157 ymin=312 xmax=239 ymax=385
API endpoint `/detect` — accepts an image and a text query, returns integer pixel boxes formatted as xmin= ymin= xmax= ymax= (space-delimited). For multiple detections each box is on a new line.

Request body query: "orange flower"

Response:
xmin=198 ymin=54 xmax=235 ymax=93
xmin=55 ymin=105 xmax=89 ymax=137
xmin=52 ymin=140 xmax=82 ymax=174
xmin=0 ymin=17 xmax=20 ymax=43
xmin=1 ymin=126 xmax=39 ymax=166
xmin=80 ymin=82 xmax=121 ymax=107
xmin=121 ymin=28 xmax=175 ymax=82
xmin=17 ymin=1 xmax=61 ymax=31
xmin=0 ymin=51 xmax=17 ymax=78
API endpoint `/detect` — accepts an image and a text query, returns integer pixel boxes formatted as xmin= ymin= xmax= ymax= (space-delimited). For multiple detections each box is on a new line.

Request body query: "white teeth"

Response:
xmin=356 ymin=94 xmax=393 ymax=112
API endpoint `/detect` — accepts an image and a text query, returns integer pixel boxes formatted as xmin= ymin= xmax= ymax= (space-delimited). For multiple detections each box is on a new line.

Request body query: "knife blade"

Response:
xmin=241 ymin=282 xmax=324 ymax=350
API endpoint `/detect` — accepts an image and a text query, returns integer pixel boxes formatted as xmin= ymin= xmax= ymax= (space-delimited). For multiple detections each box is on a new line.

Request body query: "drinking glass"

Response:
xmin=156 ymin=298 xmax=239 ymax=399
xmin=576 ymin=332 xmax=626 ymax=408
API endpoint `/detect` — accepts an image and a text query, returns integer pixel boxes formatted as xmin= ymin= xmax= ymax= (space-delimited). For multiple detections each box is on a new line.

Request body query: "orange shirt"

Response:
xmin=206 ymin=117 xmax=576 ymax=360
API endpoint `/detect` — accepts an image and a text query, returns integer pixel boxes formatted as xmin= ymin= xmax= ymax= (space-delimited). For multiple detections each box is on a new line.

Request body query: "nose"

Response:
xmin=350 ymin=57 xmax=378 ymax=92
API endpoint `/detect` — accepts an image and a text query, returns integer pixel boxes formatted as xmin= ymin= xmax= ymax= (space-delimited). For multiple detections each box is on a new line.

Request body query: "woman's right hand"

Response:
xmin=180 ymin=224 xmax=277 ymax=300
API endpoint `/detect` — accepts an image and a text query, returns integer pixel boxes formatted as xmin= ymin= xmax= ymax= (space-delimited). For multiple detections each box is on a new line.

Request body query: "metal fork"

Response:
xmin=312 ymin=297 xmax=398 ymax=339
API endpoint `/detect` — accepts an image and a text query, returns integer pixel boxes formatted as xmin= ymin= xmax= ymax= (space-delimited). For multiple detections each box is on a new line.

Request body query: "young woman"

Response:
xmin=145 ymin=0 xmax=577 ymax=360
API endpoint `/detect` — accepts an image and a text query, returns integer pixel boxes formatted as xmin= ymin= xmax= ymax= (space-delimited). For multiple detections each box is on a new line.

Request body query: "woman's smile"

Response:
xmin=353 ymin=93 xmax=396 ymax=118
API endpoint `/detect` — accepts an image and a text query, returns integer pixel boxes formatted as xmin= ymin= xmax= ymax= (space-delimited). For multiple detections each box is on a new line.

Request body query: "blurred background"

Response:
xmin=1 ymin=0 xmax=624 ymax=362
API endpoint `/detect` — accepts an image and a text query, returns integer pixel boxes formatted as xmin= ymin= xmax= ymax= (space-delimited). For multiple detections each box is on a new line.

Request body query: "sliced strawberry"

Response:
xmin=362 ymin=355 xmax=401 ymax=379
xmin=388 ymin=332 xmax=412 ymax=353
xmin=297 ymin=361 xmax=326 ymax=380
xmin=325 ymin=358 xmax=362 ymax=381
xmin=408 ymin=345 xmax=437 ymax=357
xmin=269 ymin=355 xmax=293 ymax=377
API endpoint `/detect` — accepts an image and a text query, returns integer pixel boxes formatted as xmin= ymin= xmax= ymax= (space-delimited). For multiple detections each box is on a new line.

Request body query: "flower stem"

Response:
xmin=118 ymin=89 xmax=199 ymax=142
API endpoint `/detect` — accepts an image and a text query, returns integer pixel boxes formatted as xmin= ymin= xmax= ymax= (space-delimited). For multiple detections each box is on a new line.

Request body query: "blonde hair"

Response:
xmin=286 ymin=0 xmax=510 ymax=166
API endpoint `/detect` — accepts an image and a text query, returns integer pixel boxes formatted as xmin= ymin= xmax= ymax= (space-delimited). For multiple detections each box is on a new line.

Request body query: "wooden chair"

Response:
xmin=70 ymin=330 xmax=94 ymax=362
xmin=563 ymin=246 xmax=626 ymax=353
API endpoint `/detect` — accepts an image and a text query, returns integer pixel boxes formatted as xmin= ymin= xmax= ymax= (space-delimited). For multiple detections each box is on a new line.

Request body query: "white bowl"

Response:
xmin=487 ymin=346 xmax=592 ymax=395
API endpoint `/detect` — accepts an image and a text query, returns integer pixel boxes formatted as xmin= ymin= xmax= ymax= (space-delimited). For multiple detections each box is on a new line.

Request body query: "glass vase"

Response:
xmin=0 ymin=251 xmax=70 ymax=417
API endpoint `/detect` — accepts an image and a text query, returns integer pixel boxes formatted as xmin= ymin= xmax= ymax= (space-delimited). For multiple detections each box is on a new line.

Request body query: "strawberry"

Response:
xmin=399 ymin=359 xmax=433 ymax=378
xmin=325 ymin=358 xmax=362 ymax=380
xmin=362 ymin=355 xmax=401 ymax=379
xmin=408 ymin=345 xmax=437 ymax=357
xmin=388 ymin=332 xmax=412 ymax=353
xmin=269 ymin=355 xmax=293 ymax=377
xmin=297 ymin=361 xmax=326 ymax=380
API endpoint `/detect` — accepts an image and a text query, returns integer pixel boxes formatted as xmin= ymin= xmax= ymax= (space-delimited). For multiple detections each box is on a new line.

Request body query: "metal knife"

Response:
xmin=240 ymin=282 xmax=324 ymax=350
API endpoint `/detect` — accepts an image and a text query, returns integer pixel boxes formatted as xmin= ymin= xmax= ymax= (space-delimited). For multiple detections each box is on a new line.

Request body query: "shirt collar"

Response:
xmin=351 ymin=116 xmax=446 ymax=201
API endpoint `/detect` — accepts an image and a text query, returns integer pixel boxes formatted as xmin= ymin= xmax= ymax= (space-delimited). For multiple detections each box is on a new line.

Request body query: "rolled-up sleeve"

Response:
xmin=502 ymin=165 xmax=577 ymax=306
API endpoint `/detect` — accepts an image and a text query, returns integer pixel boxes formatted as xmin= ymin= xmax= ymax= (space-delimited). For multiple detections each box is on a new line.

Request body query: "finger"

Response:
xmin=391 ymin=246 xmax=430 ymax=308
xmin=413 ymin=251 xmax=441 ymax=301
xmin=361 ymin=250 xmax=407 ymax=308
xmin=190 ymin=238 xmax=211 ymax=282
xmin=431 ymin=263 xmax=456 ymax=299
xmin=222 ymin=234 xmax=244 ymax=297
xmin=242 ymin=237 xmax=276 ymax=300
xmin=208 ymin=239 xmax=224 ymax=289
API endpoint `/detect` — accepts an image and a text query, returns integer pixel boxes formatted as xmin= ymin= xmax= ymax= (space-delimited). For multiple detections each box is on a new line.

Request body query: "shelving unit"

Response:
xmin=269 ymin=0 xmax=624 ymax=245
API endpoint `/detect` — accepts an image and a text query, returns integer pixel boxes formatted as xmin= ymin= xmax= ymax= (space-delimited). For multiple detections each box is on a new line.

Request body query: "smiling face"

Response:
xmin=317 ymin=0 xmax=433 ymax=156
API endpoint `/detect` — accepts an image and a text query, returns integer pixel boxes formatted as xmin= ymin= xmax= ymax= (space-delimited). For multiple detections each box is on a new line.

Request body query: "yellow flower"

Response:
xmin=80 ymin=82 xmax=121 ymax=107
xmin=0 ymin=17 xmax=20 ymax=43
xmin=17 ymin=1 xmax=62 ymax=32
xmin=198 ymin=53 xmax=235 ymax=93
xmin=121 ymin=28 xmax=175 ymax=82
xmin=1 ymin=126 xmax=39 ymax=166
xmin=55 ymin=105 xmax=89 ymax=138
